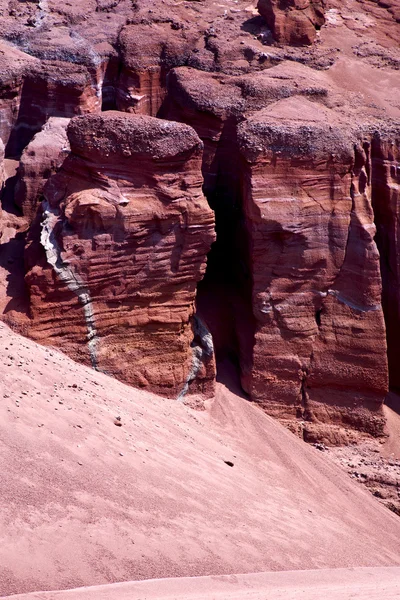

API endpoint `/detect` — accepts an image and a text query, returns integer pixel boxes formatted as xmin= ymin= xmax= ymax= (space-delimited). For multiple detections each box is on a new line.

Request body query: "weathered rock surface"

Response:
xmin=238 ymin=102 xmax=389 ymax=442
xmin=25 ymin=112 xmax=216 ymax=398
xmin=0 ymin=0 xmax=399 ymax=441
xmin=163 ymin=60 xmax=399 ymax=442
xmin=258 ymin=0 xmax=326 ymax=46
xmin=14 ymin=117 xmax=70 ymax=223
xmin=0 ymin=137 xmax=4 ymax=233
xmin=6 ymin=61 xmax=101 ymax=158
xmin=0 ymin=41 xmax=39 ymax=152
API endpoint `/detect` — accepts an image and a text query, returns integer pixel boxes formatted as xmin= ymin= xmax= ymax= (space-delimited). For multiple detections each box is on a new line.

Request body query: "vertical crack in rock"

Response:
xmin=177 ymin=315 xmax=214 ymax=401
xmin=299 ymin=367 xmax=311 ymax=421
xmin=40 ymin=200 xmax=98 ymax=369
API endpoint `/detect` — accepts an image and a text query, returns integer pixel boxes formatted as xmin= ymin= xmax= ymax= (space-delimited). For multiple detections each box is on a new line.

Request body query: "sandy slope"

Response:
xmin=3 ymin=568 xmax=400 ymax=600
xmin=1 ymin=322 xmax=400 ymax=596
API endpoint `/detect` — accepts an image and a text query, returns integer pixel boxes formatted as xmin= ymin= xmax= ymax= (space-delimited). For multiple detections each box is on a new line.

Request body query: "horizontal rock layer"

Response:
xmin=14 ymin=117 xmax=70 ymax=223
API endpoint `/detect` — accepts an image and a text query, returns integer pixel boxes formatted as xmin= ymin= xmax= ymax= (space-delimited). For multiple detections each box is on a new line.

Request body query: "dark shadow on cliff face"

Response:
xmin=370 ymin=136 xmax=400 ymax=396
xmin=0 ymin=232 xmax=29 ymax=315
xmin=0 ymin=162 xmax=30 ymax=316
xmin=1 ymin=170 xmax=21 ymax=217
xmin=195 ymin=131 xmax=256 ymax=395
xmin=5 ymin=79 xmax=47 ymax=158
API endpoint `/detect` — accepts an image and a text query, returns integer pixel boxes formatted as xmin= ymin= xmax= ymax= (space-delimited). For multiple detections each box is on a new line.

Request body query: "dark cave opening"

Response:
xmin=196 ymin=167 xmax=255 ymax=393
xmin=370 ymin=138 xmax=400 ymax=412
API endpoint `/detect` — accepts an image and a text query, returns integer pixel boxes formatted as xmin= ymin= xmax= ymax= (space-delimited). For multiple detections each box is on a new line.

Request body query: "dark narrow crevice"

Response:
xmin=370 ymin=135 xmax=400 ymax=401
xmin=0 ymin=160 xmax=30 ymax=317
xmin=101 ymin=56 xmax=122 ymax=111
xmin=195 ymin=121 xmax=256 ymax=395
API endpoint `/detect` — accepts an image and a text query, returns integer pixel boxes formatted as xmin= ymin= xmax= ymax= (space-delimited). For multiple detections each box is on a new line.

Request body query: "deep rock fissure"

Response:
xmin=196 ymin=163 xmax=255 ymax=391
xmin=370 ymin=134 xmax=400 ymax=399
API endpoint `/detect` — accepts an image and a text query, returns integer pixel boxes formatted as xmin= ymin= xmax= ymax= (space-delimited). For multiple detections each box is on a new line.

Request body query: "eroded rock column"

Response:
xmin=25 ymin=112 xmax=216 ymax=398
xmin=238 ymin=101 xmax=388 ymax=442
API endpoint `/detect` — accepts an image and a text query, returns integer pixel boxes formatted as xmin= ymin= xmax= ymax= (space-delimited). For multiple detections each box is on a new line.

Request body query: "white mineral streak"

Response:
xmin=177 ymin=315 xmax=214 ymax=401
xmin=40 ymin=201 xmax=98 ymax=368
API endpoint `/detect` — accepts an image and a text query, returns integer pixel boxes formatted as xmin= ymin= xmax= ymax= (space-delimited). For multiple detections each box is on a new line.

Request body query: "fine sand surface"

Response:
xmin=1 ymin=322 xmax=400 ymax=596
xmin=3 ymin=568 xmax=400 ymax=600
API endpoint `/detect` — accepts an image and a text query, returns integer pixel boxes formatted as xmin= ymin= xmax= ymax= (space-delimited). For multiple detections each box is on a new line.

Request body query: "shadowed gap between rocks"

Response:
xmin=371 ymin=135 xmax=400 ymax=413
xmin=0 ymin=159 xmax=30 ymax=316
xmin=195 ymin=121 xmax=256 ymax=396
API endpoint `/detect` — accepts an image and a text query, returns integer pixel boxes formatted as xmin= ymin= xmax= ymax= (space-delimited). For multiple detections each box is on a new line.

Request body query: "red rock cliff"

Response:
xmin=238 ymin=101 xmax=388 ymax=442
xmin=25 ymin=113 xmax=216 ymax=398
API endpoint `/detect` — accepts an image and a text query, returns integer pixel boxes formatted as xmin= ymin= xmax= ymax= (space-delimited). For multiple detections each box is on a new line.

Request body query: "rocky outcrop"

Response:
xmin=116 ymin=23 xmax=193 ymax=117
xmin=25 ymin=112 xmax=215 ymax=398
xmin=0 ymin=137 xmax=4 ymax=234
xmin=163 ymin=64 xmax=392 ymax=441
xmin=238 ymin=100 xmax=388 ymax=442
xmin=15 ymin=117 xmax=70 ymax=223
xmin=257 ymin=0 xmax=326 ymax=45
xmin=0 ymin=42 xmax=39 ymax=152
xmin=5 ymin=61 xmax=101 ymax=157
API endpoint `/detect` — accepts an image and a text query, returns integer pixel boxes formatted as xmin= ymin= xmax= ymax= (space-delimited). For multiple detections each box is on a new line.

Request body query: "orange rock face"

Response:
xmin=257 ymin=0 xmax=326 ymax=45
xmin=0 ymin=0 xmax=399 ymax=442
xmin=25 ymin=113 xmax=216 ymax=398
xmin=371 ymin=134 xmax=400 ymax=393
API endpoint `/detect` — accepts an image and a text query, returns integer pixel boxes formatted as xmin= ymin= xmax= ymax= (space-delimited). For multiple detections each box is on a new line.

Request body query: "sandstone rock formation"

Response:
xmin=238 ymin=103 xmax=389 ymax=441
xmin=162 ymin=61 xmax=399 ymax=442
xmin=25 ymin=112 xmax=216 ymax=398
xmin=0 ymin=41 xmax=39 ymax=152
xmin=14 ymin=117 xmax=70 ymax=223
xmin=0 ymin=0 xmax=399 ymax=442
xmin=257 ymin=0 xmax=326 ymax=46
xmin=6 ymin=62 xmax=101 ymax=158
xmin=0 ymin=137 xmax=4 ymax=234
xmin=115 ymin=23 xmax=193 ymax=117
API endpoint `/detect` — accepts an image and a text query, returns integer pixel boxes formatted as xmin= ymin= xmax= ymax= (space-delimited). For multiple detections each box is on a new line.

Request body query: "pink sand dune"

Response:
xmin=1 ymin=322 xmax=400 ymax=597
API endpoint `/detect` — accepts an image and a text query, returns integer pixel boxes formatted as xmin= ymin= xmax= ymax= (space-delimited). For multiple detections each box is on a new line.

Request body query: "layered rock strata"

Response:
xmin=25 ymin=113 xmax=216 ymax=398
xmin=0 ymin=137 xmax=4 ymax=234
xmin=0 ymin=41 xmax=39 ymax=151
xmin=5 ymin=62 xmax=101 ymax=157
xmin=163 ymin=64 xmax=394 ymax=441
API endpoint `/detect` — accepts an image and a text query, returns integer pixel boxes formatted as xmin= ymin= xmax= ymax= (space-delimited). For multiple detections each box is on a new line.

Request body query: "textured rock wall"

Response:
xmin=25 ymin=113 xmax=216 ymax=398
xmin=257 ymin=0 xmax=326 ymax=45
xmin=14 ymin=117 xmax=70 ymax=223
xmin=0 ymin=42 xmax=39 ymax=152
xmin=238 ymin=103 xmax=388 ymax=442
xmin=163 ymin=66 xmax=392 ymax=440
xmin=5 ymin=62 xmax=101 ymax=157
xmin=0 ymin=137 xmax=4 ymax=233
xmin=116 ymin=24 xmax=193 ymax=117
